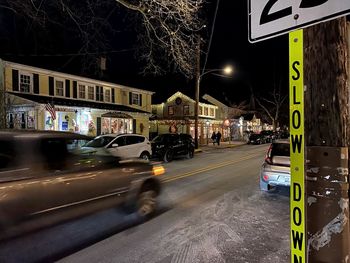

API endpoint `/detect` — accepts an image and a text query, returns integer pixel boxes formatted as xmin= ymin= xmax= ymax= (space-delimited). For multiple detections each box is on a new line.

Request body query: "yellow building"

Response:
xmin=0 ymin=60 xmax=153 ymax=138
xmin=151 ymin=91 xmax=222 ymax=144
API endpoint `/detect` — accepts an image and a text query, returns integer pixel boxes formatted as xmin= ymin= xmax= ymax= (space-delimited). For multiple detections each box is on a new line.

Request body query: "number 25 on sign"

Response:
xmin=289 ymin=29 xmax=305 ymax=263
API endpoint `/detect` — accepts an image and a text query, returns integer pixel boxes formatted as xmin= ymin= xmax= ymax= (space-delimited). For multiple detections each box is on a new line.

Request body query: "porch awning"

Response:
xmin=101 ymin=112 xmax=133 ymax=118
xmin=7 ymin=92 xmax=150 ymax=114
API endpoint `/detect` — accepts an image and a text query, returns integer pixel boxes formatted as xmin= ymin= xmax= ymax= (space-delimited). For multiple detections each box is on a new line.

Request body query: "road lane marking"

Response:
xmin=162 ymin=152 xmax=264 ymax=183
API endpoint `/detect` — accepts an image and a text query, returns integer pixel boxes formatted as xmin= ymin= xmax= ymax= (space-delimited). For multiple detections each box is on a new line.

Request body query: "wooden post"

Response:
xmin=304 ymin=18 xmax=350 ymax=262
xmin=194 ymin=35 xmax=201 ymax=149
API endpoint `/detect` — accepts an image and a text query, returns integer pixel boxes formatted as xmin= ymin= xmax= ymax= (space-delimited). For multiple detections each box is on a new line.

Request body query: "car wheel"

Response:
xmin=137 ymin=189 xmax=157 ymax=218
xmin=140 ymin=151 xmax=150 ymax=161
xmin=163 ymin=149 xmax=174 ymax=162
xmin=186 ymin=147 xmax=194 ymax=159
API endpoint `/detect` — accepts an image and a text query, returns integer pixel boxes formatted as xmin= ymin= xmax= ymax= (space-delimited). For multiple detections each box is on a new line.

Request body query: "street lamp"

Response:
xmin=194 ymin=65 xmax=233 ymax=149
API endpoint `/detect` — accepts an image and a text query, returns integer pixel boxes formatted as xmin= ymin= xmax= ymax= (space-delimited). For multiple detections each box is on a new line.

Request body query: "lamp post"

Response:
xmin=206 ymin=120 xmax=210 ymax=145
xmin=194 ymin=65 xmax=233 ymax=149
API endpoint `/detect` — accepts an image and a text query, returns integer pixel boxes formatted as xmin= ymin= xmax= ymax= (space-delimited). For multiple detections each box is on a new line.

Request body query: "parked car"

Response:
xmin=260 ymin=130 xmax=275 ymax=143
xmin=82 ymin=133 xmax=152 ymax=160
xmin=260 ymin=140 xmax=290 ymax=192
xmin=0 ymin=130 xmax=164 ymax=240
xmin=151 ymin=133 xmax=195 ymax=162
xmin=247 ymin=133 xmax=266 ymax=144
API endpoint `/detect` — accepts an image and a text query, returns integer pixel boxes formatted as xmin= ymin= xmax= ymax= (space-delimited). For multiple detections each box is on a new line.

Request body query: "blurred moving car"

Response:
xmin=82 ymin=133 xmax=152 ymax=160
xmin=0 ymin=130 xmax=164 ymax=240
xmin=151 ymin=133 xmax=195 ymax=162
xmin=247 ymin=133 xmax=266 ymax=145
xmin=259 ymin=140 xmax=290 ymax=192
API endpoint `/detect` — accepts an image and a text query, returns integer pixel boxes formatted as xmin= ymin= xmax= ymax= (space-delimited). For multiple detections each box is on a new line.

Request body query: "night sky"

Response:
xmin=0 ymin=0 xmax=289 ymax=106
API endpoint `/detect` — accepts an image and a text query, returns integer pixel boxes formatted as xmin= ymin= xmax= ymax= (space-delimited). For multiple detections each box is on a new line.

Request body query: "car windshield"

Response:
xmin=271 ymin=143 xmax=290 ymax=157
xmin=84 ymin=136 xmax=115 ymax=148
xmin=152 ymin=135 xmax=164 ymax=143
xmin=249 ymin=134 xmax=260 ymax=139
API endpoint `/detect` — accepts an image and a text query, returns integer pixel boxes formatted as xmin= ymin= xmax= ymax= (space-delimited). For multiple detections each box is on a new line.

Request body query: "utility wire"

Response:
xmin=201 ymin=0 xmax=220 ymax=75
xmin=3 ymin=48 xmax=136 ymax=57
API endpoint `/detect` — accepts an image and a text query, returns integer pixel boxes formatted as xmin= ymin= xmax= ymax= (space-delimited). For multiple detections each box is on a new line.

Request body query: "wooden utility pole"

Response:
xmin=194 ymin=35 xmax=201 ymax=149
xmin=304 ymin=18 xmax=350 ymax=262
xmin=0 ymin=60 xmax=6 ymax=129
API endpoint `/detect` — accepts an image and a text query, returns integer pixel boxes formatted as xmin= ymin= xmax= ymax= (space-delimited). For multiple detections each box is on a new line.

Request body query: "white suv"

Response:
xmin=82 ymin=134 xmax=152 ymax=160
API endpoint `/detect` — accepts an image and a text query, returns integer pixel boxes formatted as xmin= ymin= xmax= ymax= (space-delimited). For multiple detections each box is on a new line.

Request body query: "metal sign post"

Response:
xmin=289 ymin=29 xmax=306 ymax=263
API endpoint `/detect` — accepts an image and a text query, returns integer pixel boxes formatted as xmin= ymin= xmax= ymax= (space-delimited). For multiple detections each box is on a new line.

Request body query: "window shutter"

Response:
xmin=33 ymin=74 xmax=39 ymax=94
xmin=129 ymin=92 xmax=132 ymax=105
xmin=49 ymin=77 xmax=54 ymax=96
xmin=65 ymin=79 xmax=70 ymax=98
xmin=139 ymin=94 xmax=142 ymax=106
xmin=12 ymin=69 xmax=19 ymax=91
xmin=73 ymin=81 xmax=77 ymax=98
xmin=132 ymin=119 xmax=136 ymax=134
xmin=112 ymin=88 xmax=115 ymax=103
xmin=95 ymin=86 xmax=99 ymax=101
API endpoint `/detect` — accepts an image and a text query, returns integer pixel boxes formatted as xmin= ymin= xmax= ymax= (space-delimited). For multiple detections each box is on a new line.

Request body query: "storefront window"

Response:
xmin=101 ymin=117 xmax=133 ymax=134
xmin=27 ymin=111 xmax=35 ymax=129
xmin=45 ymin=112 xmax=55 ymax=130
xmin=101 ymin=117 xmax=110 ymax=134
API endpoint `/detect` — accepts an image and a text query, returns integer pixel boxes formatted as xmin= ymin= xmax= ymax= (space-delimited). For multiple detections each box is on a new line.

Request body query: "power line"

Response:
xmin=201 ymin=0 xmax=220 ymax=75
xmin=2 ymin=48 xmax=136 ymax=57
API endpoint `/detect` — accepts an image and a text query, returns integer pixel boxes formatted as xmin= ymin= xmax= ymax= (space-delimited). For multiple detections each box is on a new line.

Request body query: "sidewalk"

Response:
xmin=195 ymin=140 xmax=246 ymax=153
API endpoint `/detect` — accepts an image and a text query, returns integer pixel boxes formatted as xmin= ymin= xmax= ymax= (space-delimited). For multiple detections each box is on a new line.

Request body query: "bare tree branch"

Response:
xmin=115 ymin=0 xmax=206 ymax=77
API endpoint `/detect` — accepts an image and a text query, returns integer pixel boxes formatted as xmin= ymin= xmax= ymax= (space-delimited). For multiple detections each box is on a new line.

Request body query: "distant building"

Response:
xmin=151 ymin=91 xmax=224 ymax=144
xmin=0 ymin=60 xmax=153 ymax=137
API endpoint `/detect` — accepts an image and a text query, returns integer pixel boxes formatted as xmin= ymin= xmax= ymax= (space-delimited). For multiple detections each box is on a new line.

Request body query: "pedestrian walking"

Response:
xmin=216 ymin=131 xmax=222 ymax=145
xmin=211 ymin=131 xmax=217 ymax=145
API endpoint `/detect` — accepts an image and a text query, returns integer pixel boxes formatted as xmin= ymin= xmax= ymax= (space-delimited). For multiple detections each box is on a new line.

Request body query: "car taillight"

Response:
xmin=263 ymin=175 xmax=269 ymax=181
xmin=265 ymin=144 xmax=273 ymax=164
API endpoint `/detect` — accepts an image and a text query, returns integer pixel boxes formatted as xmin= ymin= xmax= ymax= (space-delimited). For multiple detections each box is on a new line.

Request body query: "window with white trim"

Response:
xmin=55 ymin=79 xmax=64 ymax=97
xmin=132 ymin=93 xmax=140 ymax=105
xmin=19 ymin=73 xmax=31 ymax=93
xmin=210 ymin=108 xmax=215 ymax=117
xmin=87 ymin=86 xmax=94 ymax=100
xmin=183 ymin=105 xmax=190 ymax=116
xmin=104 ymin=88 xmax=111 ymax=103
xmin=204 ymin=107 xmax=208 ymax=116
xmin=168 ymin=106 xmax=174 ymax=115
xmin=78 ymin=84 xmax=86 ymax=99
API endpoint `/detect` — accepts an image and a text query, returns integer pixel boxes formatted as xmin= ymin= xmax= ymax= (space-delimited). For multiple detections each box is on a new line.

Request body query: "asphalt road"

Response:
xmin=0 ymin=144 xmax=290 ymax=263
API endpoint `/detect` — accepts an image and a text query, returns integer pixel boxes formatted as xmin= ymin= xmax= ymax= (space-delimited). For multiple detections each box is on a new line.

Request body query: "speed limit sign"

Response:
xmin=248 ymin=0 xmax=350 ymax=42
